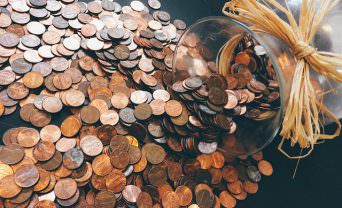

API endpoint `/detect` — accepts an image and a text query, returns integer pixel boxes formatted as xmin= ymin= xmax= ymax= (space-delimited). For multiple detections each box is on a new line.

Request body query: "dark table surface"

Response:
xmin=1 ymin=0 xmax=342 ymax=207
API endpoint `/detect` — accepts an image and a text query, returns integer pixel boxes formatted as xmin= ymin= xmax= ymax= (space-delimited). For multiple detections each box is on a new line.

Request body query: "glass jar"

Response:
xmin=172 ymin=14 xmax=341 ymax=158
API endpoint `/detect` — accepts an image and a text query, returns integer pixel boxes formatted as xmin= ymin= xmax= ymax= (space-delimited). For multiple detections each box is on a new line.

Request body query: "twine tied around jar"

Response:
xmin=222 ymin=0 xmax=342 ymax=159
xmin=294 ymin=41 xmax=316 ymax=59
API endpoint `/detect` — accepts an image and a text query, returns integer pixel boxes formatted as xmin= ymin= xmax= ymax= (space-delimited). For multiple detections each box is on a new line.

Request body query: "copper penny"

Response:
xmin=219 ymin=191 xmax=237 ymax=208
xmin=7 ymin=82 xmax=29 ymax=100
xmin=56 ymin=188 xmax=80 ymax=207
xmin=0 ymin=144 xmax=24 ymax=165
xmin=148 ymin=166 xmax=167 ymax=187
xmin=0 ymin=163 xmax=13 ymax=180
xmin=111 ymin=92 xmax=129 ymax=109
xmin=149 ymin=99 xmax=166 ymax=116
xmin=14 ymin=164 xmax=39 ymax=188
xmin=53 ymin=73 xmax=72 ymax=90
xmin=243 ymin=180 xmax=258 ymax=194
xmin=61 ymin=115 xmax=82 ymax=137
xmin=39 ymin=151 xmax=62 ymax=171
xmin=105 ymin=169 xmax=126 ymax=193
xmin=90 ymin=98 xmax=109 ymax=114
xmin=95 ymin=190 xmax=116 ymax=208
xmin=34 ymin=200 xmax=56 ymax=208
xmin=81 ymin=24 xmax=97 ymax=37
xmin=9 ymin=188 xmax=33 ymax=204
xmin=0 ymin=175 xmax=21 ymax=198
xmin=258 ymin=160 xmax=273 ymax=176
xmin=162 ymin=191 xmax=180 ymax=208
xmin=79 ymin=55 xmax=95 ymax=71
xmin=222 ymin=166 xmax=239 ymax=183
xmin=30 ymin=109 xmax=51 ymax=127
xmin=33 ymin=169 xmax=50 ymax=192
xmin=128 ymin=145 xmax=142 ymax=165
xmin=137 ymin=192 xmax=153 ymax=208
xmin=65 ymin=89 xmax=85 ymax=107
xmin=211 ymin=151 xmax=225 ymax=169
xmin=54 ymin=178 xmax=77 ymax=200
xmin=33 ymin=141 xmax=56 ymax=161
xmin=142 ymin=143 xmax=166 ymax=165
xmin=175 ymin=185 xmax=193 ymax=206
xmin=40 ymin=125 xmax=61 ymax=143
xmin=54 ymin=164 xmax=72 ymax=178
xmin=110 ymin=150 xmax=130 ymax=169
xmin=17 ymin=128 xmax=40 ymax=148
xmin=80 ymin=105 xmax=100 ymax=124
xmin=165 ymin=100 xmax=182 ymax=117
xmin=22 ymin=71 xmax=44 ymax=89
xmin=92 ymin=154 xmax=113 ymax=176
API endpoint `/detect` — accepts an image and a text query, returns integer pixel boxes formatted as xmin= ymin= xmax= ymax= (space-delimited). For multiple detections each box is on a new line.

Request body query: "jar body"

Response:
xmin=172 ymin=13 xmax=341 ymax=157
xmin=173 ymin=17 xmax=296 ymax=157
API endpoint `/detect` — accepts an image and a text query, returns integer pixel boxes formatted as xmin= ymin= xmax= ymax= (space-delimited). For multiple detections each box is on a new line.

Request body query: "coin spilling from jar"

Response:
xmin=0 ymin=0 xmax=274 ymax=207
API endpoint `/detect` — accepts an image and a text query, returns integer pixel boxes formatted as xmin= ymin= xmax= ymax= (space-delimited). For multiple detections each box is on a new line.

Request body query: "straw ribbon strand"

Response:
xmin=294 ymin=41 xmax=316 ymax=59
xmin=222 ymin=0 xmax=342 ymax=159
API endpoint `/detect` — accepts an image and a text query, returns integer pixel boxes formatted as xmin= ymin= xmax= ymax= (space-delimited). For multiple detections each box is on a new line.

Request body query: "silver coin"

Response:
xmin=148 ymin=0 xmax=161 ymax=10
xmin=130 ymin=1 xmax=145 ymax=12
xmin=198 ymin=141 xmax=218 ymax=154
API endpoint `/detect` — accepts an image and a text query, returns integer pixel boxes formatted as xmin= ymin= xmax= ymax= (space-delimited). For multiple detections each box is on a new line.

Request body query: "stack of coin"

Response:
xmin=0 ymin=0 xmax=275 ymax=207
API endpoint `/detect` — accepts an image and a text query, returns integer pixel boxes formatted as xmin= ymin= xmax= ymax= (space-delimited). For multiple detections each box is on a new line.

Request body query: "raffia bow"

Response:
xmin=222 ymin=0 xmax=342 ymax=158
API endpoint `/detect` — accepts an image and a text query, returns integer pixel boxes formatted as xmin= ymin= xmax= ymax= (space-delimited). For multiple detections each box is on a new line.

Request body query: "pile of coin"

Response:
xmin=0 ymin=124 xmax=273 ymax=207
xmin=0 ymin=0 xmax=274 ymax=207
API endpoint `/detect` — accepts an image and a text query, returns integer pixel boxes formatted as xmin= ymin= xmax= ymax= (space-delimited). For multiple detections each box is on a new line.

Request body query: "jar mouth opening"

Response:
xmin=173 ymin=16 xmax=285 ymax=156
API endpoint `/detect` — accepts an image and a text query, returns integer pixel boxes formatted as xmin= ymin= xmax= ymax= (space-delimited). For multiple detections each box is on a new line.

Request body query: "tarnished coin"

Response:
xmin=0 ymin=32 xmax=20 ymax=48
xmin=80 ymin=105 xmax=100 ymax=124
xmin=0 ymin=69 xmax=16 ymax=86
xmin=63 ymin=148 xmax=84 ymax=170
xmin=100 ymin=110 xmax=119 ymax=125
xmin=113 ymin=45 xmax=130 ymax=60
xmin=14 ymin=164 xmax=39 ymax=188
xmin=33 ymin=141 xmax=56 ymax=161
xmin=0 ymin=145 xmax=25 ymax=165
xmin=7 ymin=82 xmax=29 ymax=100
xmin=95 ymin=190 xmax=116 ymax=208
xmin=80 ymin=135 xmax=103 ymax=157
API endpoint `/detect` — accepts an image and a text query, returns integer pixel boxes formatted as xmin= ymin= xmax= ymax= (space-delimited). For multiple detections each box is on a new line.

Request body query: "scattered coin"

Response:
xmin=0 ymin=1 xmax=274 ymax=207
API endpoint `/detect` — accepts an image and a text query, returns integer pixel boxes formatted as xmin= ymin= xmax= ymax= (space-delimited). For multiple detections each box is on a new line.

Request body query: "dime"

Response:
xmin=148 ymin=0 xmax=161 ymax=9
